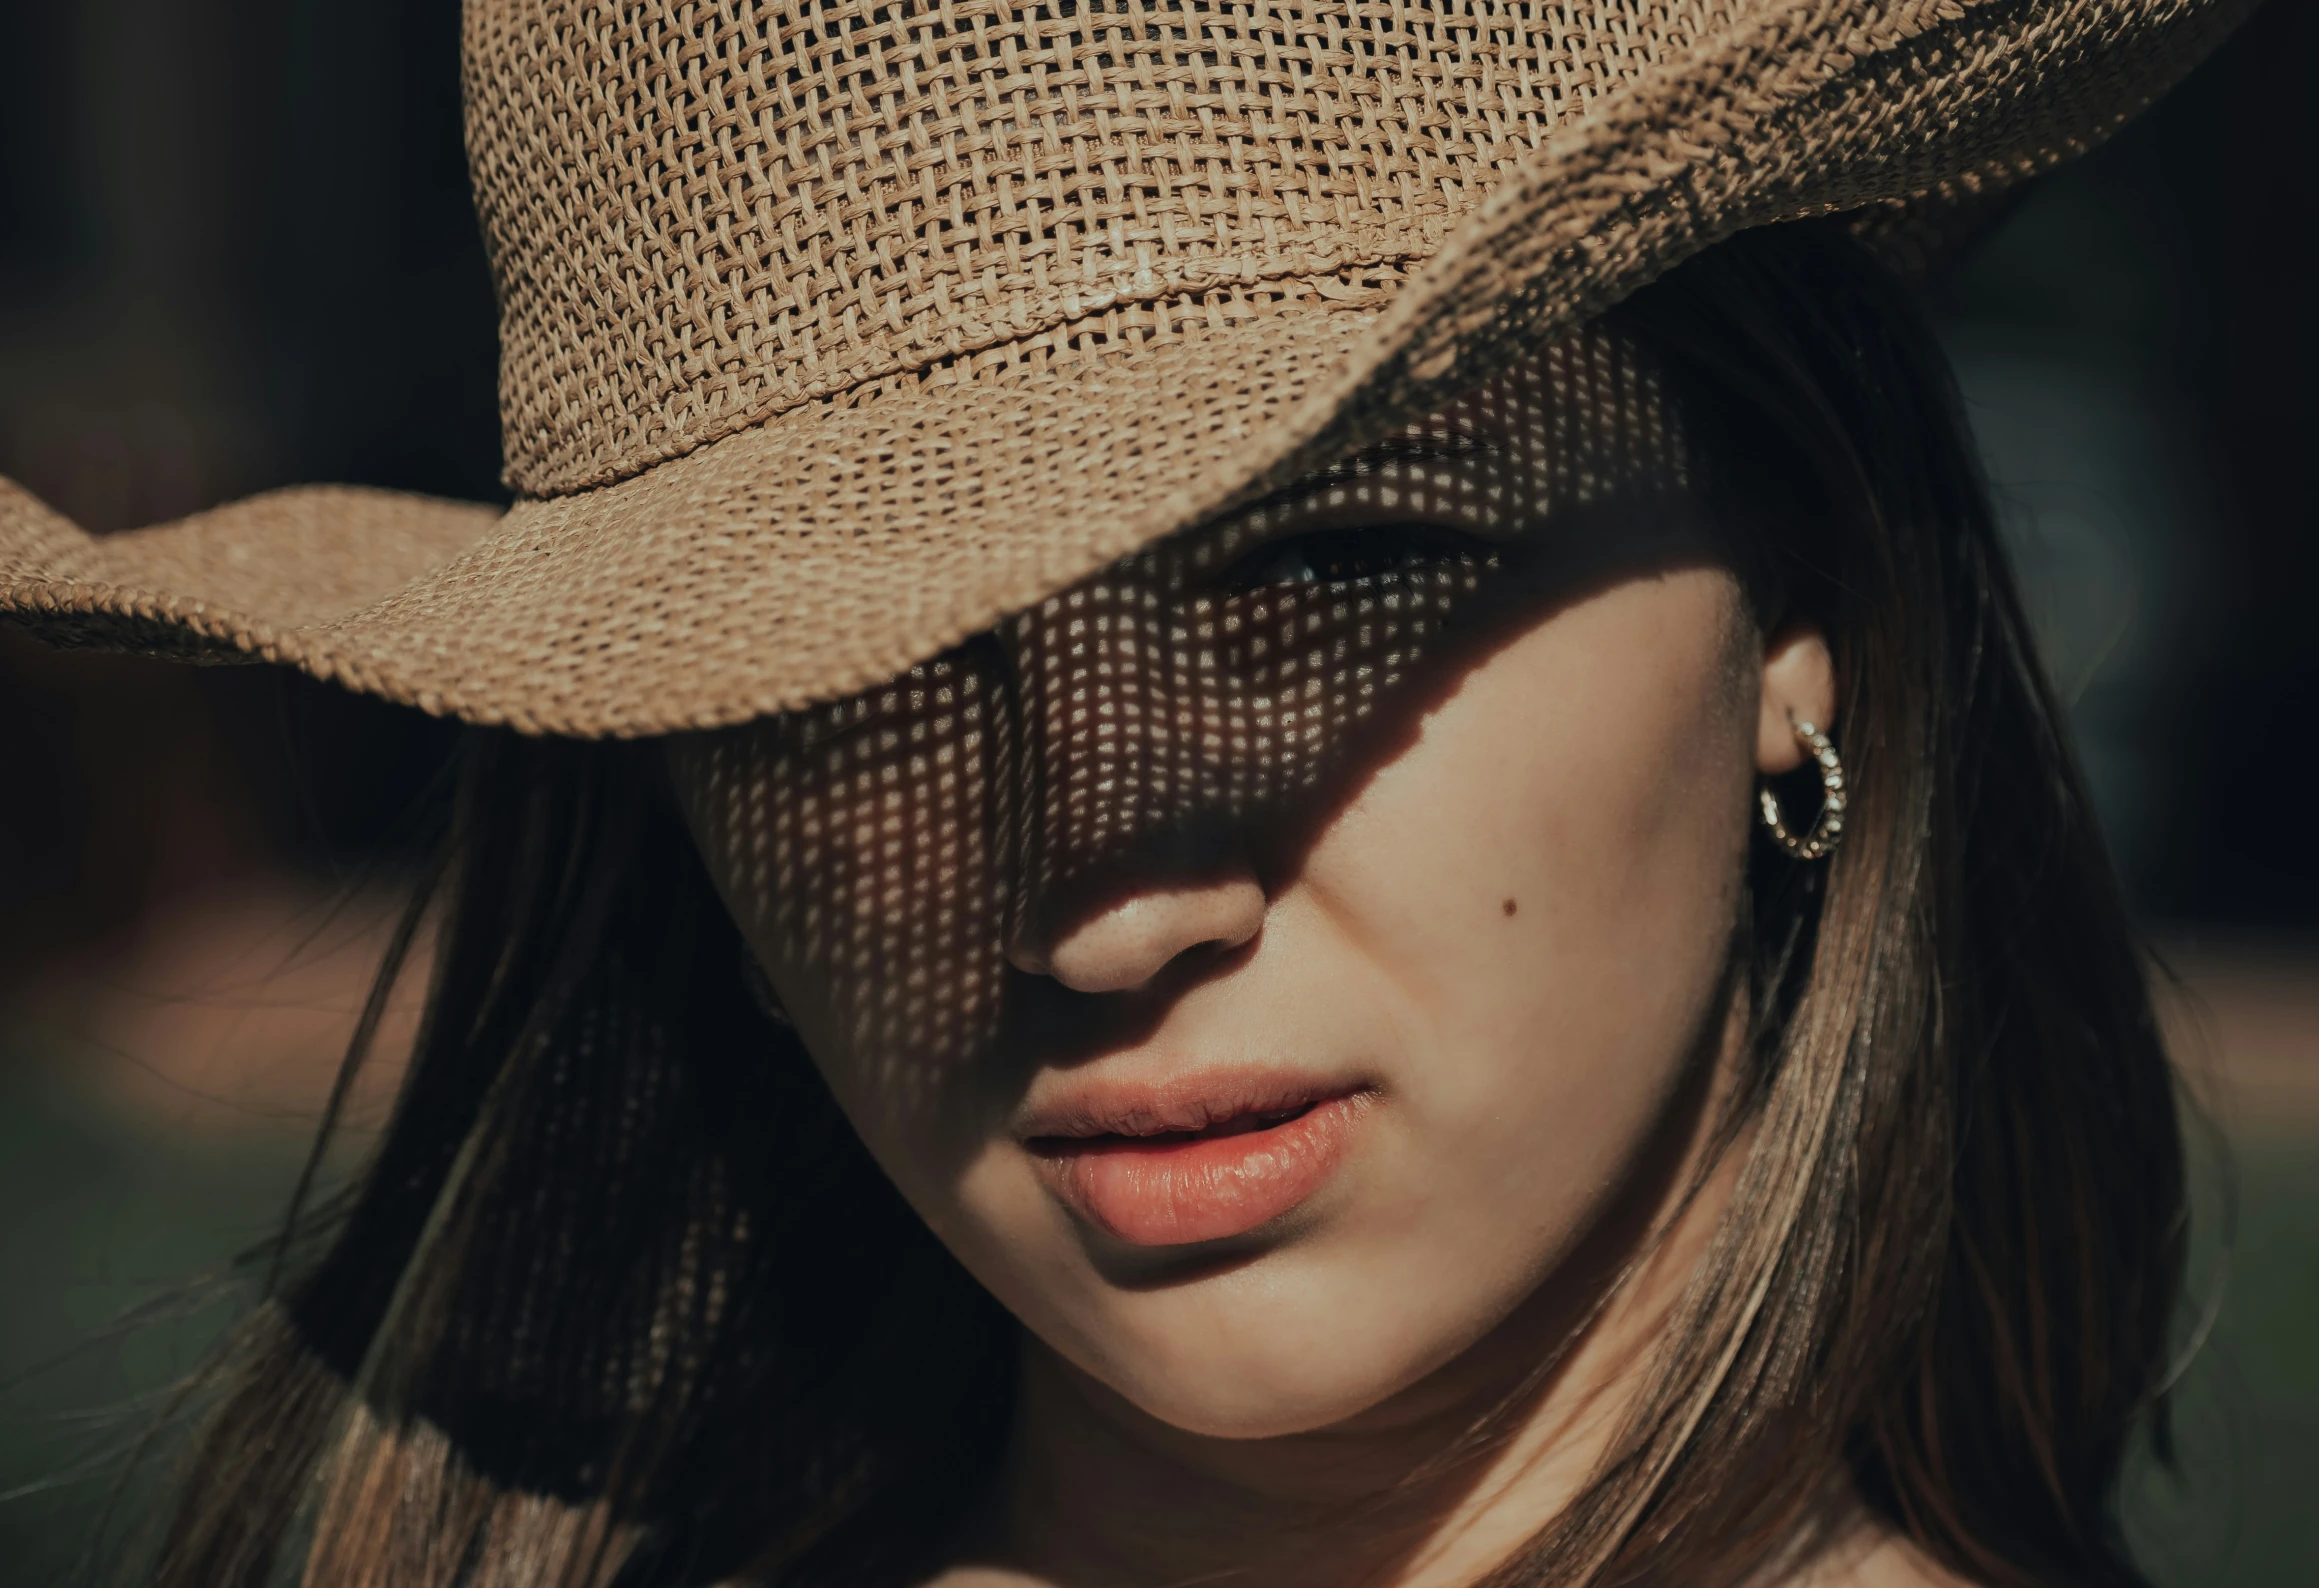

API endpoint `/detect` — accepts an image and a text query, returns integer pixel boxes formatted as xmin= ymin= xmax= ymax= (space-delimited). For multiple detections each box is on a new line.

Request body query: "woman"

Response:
xmin=0 ymin=1 xmax=2248 ymax=1584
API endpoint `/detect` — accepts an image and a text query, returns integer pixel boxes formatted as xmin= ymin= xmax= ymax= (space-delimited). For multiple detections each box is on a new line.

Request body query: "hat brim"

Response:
xmin=0 ymin=0 xmax=2253 ymax=736
xmin=7 ymin=306 xmax=1379 ymax=736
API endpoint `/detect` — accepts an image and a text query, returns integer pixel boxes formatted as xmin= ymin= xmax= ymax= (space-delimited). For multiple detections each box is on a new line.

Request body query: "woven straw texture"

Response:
xmin=0 ymin=0 xmax=2255 ymax=737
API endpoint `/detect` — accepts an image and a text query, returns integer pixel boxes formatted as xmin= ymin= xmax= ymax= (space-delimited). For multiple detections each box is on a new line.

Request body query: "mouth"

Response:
xmin=1022 ymin=1078 xmax=1372 ymax=1248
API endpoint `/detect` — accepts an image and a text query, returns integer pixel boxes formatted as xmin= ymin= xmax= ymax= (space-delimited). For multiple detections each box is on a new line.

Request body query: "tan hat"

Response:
xmin=0 ymin=0 xmax=2251 ymax=737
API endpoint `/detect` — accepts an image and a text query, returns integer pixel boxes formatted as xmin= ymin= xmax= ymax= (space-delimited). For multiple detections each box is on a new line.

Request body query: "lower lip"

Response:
xmin=1032 ymin=1093 xmax=1368 ymax=1247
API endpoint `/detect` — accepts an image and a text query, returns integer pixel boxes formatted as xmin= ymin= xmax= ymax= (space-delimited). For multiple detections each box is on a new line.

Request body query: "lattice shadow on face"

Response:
xmin=671 ymin=325 xmax=1716 ymax=1120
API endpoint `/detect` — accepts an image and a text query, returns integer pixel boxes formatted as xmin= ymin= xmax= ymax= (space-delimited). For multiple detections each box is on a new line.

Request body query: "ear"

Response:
xmin=1756 ymin=622 xmax=1837 ymax=775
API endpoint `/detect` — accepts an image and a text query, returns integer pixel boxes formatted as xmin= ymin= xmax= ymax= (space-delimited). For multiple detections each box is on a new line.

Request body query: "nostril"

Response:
xmin=1023 ymin=877 xmax=1266 ymax=994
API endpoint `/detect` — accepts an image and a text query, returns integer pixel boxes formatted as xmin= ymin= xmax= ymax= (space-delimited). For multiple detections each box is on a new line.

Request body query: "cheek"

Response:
xmin=1304 ymin=571 xmax=1754 ymax=1270
xmin=668 ymin=690 xmax=1015 ymax=1177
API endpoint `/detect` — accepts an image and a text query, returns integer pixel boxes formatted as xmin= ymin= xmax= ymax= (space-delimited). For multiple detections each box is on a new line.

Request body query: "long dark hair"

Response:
xmin=122 ymin=219 xmax=2185 ymax=1588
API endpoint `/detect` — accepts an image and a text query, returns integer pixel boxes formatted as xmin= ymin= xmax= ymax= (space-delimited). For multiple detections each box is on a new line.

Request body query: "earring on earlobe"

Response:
xmin=741 ymin=957 xmax=795 ymax=1027
xmin=1757 ymin=719 xmax=1847 ymax=862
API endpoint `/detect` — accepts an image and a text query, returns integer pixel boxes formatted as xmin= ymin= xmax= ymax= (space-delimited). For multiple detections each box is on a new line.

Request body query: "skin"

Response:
xmin=673 ymin=348 xmax=1966 ymax=1588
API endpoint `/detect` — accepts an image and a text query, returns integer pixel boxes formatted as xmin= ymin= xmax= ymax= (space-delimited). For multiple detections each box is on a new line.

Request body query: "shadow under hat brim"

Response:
xmin=0 ymin=0 xmax=2256 ymax=737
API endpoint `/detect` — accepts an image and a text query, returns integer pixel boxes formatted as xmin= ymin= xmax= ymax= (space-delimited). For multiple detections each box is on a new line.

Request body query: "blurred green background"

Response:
xmin=1 ymin=0 xmax=2314 ymax=1583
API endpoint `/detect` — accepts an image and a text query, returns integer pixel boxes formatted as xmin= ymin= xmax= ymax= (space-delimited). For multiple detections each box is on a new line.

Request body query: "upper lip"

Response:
xmin=1013 ymin=1068 xmax=1364 ymax=1144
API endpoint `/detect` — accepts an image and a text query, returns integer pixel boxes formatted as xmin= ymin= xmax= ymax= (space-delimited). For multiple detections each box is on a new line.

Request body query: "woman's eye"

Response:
xmin=1215 ymin=525 xmax=1495 ymax=591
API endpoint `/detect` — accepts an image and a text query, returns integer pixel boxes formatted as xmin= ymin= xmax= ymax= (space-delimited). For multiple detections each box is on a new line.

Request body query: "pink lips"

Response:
xmin=1021 ymin=1075 xmax=1370 ymax=1247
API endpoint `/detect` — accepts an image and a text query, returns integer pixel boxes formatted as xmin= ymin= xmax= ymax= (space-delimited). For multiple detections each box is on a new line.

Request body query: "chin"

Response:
xmin=1116 ymin=1356 xmax=1401 ymax=1441
xmin=1075 ymin=1277 xmax=1450 ymax=1440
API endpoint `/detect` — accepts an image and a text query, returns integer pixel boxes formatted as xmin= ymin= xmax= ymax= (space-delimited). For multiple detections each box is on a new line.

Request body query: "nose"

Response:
xmin=1008 ymin=875 xmax=1268 ymax=993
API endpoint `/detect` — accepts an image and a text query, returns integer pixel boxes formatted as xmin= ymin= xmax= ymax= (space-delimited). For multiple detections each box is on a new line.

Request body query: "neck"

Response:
xmin=950 ymin=1004 xmax=1753 ymax=1588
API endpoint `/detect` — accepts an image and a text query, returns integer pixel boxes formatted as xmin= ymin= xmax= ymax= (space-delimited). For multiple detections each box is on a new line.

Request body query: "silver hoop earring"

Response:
xmin=741 ymin=957 xmax=794 ymax=1027
xmin=1757 ymin=719 xmax=1847 ymax=862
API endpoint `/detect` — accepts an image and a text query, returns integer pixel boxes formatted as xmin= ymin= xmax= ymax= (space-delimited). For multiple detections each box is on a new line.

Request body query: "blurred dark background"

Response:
xmin=0 ymin=0 xmax=2313 ymax=1582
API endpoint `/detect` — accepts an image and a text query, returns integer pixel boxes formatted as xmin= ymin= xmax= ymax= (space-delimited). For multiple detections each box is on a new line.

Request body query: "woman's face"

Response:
xmin=673 ymin=334 xmax=1793 ymax=1439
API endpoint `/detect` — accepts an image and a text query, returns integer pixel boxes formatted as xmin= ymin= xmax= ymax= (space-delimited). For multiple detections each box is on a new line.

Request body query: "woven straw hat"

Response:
xmin=0 ymin=0 xmax=2250 ymax=738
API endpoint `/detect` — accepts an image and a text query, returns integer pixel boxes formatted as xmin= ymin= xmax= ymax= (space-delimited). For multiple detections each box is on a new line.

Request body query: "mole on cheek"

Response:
xmin=1502 ymin=898 xmax=1518 ymax=917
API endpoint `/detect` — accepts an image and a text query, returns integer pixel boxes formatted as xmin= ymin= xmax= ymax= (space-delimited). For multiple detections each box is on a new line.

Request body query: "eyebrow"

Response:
xmin=1241 ymin=424 xmax=1499 ymax=517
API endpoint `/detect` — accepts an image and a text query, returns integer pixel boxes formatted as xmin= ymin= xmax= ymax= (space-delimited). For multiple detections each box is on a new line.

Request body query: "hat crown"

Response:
xmin=465 ymin=0 xmax=1710 ymax=496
